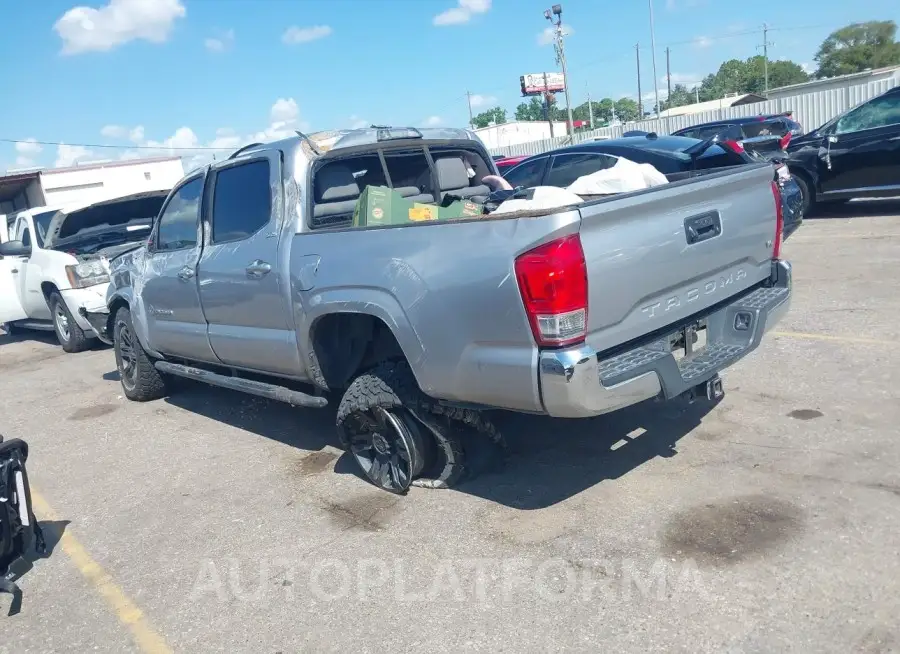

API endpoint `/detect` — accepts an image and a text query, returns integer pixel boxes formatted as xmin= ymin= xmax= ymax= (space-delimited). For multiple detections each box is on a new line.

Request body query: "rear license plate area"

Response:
xmin=670 ymin=320 xmax=708 ymax=362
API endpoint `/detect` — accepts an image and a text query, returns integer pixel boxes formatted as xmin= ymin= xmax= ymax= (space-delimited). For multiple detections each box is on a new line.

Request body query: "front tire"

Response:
xmin=49 ymin=292 xmax=90 ymax=353
xmin=113 ymin=306 xmax=168 ymax=402
xmin=793 ymin=174 xmax=814 ymax=216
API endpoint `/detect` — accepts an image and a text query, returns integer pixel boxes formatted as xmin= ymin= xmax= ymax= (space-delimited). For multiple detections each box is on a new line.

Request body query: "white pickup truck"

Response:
xmin=0 ymin=192 xmax=167 ymax=352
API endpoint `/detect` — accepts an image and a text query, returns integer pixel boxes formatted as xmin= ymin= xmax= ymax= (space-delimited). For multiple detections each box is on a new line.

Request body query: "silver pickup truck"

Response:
xmin=86 ymin=126 xmax=792 ymax=494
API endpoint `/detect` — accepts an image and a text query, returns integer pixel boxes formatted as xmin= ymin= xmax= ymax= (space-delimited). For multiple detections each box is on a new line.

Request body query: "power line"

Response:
xmin=0 ymin=138 xmax=233 ymax=151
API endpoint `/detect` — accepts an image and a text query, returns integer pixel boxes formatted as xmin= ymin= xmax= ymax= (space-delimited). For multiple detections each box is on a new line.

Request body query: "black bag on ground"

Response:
xmin=0 ymin=436 xmax=45 ymax=615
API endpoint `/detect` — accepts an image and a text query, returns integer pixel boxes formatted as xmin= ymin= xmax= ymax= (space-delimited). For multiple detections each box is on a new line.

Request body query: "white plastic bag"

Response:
xmin=491 ymin=186 xmax=584 ymax=215
xmin=566 ymin=157 xmax=668 ymax=195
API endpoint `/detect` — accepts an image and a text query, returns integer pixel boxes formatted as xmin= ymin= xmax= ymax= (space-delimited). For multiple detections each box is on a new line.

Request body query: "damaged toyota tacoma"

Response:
xmin=88 ymin=127 xmax=792 ymax=493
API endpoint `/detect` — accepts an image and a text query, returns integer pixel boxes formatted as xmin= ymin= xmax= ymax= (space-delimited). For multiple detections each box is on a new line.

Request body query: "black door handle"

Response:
xmin=684 ymin=211 xmax=722 ymax=245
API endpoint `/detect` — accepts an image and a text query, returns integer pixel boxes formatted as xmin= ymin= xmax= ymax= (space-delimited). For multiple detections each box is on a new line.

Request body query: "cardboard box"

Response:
xmin=352 ymin=185 xmax=482 ymax=228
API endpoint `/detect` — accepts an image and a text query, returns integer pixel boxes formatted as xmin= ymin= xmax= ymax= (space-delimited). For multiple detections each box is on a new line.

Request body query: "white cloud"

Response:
xmin=692 ymin=35 xmax=713 ymax=49
xmin=207 ymin=127 xmax=243 ymax=151
xmin=204 ymin=28 xmax=234 ymax=53
xmin=423 ymin=116 xmax=443 ymax=127
xmin=15 ymin=157 xmax=36 ymax=167
xmin=538 ymin=25 xmax=573 ymax=46
xmin=54 ymin=0 xmax=186 ymax=55
xmin=468 ymin=94 xmax=497 ymax=108
xmin=349 ymin=115 xmax=369 ymax=129
xmin=282 ymin=25 xmax=332 ymax=44
xmin=56 ymin=144 xmax=96 ymax=168
xmin=800 ymin=62 xmax=813 ymax=74
xmin=433 ymin=0 xmax=491 ymax=26
xmin=270 ymin=98 xmax=299 ymax=123
xmin=15 ymin=138 xmax=43 ymax=156
xmin=114 ymin=98 xmax=310 ymax=170
xmin=100 ymin=124 xmax=146 ymax=143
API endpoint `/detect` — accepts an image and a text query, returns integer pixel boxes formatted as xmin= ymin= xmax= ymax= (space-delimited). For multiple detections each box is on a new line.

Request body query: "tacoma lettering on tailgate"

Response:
xmin=641 ymin=269 xmax=747 ymax=319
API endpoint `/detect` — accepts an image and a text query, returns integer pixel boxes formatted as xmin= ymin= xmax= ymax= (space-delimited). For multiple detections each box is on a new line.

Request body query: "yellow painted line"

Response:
xmin=30 ymin=489 xmax=173 ymax=654
xmin=771 ymin=330 xmax=895 ymax=346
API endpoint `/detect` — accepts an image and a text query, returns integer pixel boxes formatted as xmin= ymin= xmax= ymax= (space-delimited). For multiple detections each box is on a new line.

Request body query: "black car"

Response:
xmin=783 ymin=85 xmax=900 ymax=213
xmin=672 ymin=113 xmax=803 ymax=158
xmin=501 ymin=133 xmax=803 ymax=238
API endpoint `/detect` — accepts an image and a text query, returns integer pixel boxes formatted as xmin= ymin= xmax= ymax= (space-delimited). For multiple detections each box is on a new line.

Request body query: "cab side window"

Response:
xmin=546 ymin=153 xmax=618 ymax=188
xmin=155 ymin=178 xmax=203 ymax=251
xmin=503 ymin=156 xmax=547 ymax=188
xmin=836 ymin=94 xmax=900 ymax=134
xmin=210 ymin=160 xmax=271 ymax=243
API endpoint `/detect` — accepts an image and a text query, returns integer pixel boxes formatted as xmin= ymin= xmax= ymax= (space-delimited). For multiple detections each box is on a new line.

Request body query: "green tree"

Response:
xmin=814 ymin=20 xmax=900 ymax=78
xmin=572 ymin=98 xmax=614 ymax=126
xmin=697 ymin=55 xmax=809 ymax=101
xmin=660 ymin=84 xmax=696 ymax=112
xmin=614 ymin=97 xmax=641 ymax=122
xmin=515 ymin=96 xmax=565 ymax=121
xmin=472 ymin=106 xmax=508 ymax=128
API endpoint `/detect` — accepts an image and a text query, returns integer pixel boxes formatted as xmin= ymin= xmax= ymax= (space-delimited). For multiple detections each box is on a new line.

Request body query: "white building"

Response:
xmin=765 ymin=64 xmax=900 ymax=100
xmin=658 ymin=93 xmax=769 ymax=118
xmin=474 ymin=121 xmax=571 ymax=150
xmin=0 ymin=156 xmax=185 ymax=215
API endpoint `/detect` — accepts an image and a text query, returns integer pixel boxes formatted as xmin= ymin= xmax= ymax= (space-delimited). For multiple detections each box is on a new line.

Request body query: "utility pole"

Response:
xmin=758 ymin=23 xmax=775 ymax=94
xmin=465 ymin=91 xmax=474 ymax=128
xmin=648 ymin=0 xmax=660 ymax=119
xmin=587 ymin=84 xmax=595 ymax=130
xmin=545 ymin=5 xmax=575 ymax=138
xmin=636 ymin=43 xmax=643 ymax=119
xmin=543 ymin=72 xmax=555 ymax=138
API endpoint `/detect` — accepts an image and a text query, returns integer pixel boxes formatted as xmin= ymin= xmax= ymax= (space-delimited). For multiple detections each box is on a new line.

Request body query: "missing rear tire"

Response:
xmin=336 ymin=361 xmax=501 ymax=492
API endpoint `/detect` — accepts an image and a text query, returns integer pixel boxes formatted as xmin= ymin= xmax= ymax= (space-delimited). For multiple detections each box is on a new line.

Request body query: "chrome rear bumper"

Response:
xmin=538 ymin=259 xmax=792 ymax=418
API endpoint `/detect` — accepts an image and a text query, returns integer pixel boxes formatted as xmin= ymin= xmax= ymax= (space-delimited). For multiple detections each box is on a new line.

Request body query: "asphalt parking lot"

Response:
xmin=2 ymin=204 xmax=899 ymax=654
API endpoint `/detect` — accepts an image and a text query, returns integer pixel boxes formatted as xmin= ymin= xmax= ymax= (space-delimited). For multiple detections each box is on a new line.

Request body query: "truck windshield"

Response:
xmin=32 ymin=210 xmax=59 ymax=248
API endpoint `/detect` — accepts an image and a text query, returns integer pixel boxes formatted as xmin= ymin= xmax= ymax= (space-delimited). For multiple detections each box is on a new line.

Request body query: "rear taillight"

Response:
xmin=514 ymin=234 xmax=588 ymax=347
xmin=722 ymin=139 xmax=745 ymax=154
xmin=771 ymin=181 xmax=784 ymax=259
xmin=779 ymin=132 xmax=792 ymax=150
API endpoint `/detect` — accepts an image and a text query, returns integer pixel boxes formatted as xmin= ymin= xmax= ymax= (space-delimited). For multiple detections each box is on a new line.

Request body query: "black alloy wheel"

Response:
xmin=345 ymin=407 xmax=428 ymax=493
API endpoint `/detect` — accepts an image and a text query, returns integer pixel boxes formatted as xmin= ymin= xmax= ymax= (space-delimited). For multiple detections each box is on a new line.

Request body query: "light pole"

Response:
xmin=648 ymin=0 xmax=660 ymax=119
xmin=544 ymin=4 xmax=575 ymax=138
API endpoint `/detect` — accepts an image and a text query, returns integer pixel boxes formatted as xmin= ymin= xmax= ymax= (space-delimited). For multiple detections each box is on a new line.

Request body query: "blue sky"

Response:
xmin=2 ymin=0 xmax=898 ymax=171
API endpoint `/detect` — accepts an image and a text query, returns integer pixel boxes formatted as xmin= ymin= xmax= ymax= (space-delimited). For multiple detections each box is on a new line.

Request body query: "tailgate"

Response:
xmin=577 ymin=163 xmax=777 ymax=352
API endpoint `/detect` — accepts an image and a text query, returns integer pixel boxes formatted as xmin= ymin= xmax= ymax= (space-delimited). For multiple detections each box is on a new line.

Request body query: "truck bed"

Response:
xmin=294 ymin=161 xmax=783 ymax=416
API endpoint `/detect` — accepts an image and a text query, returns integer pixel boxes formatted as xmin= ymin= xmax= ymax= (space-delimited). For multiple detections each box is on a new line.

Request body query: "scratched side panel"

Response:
xmin=290 ymin=211 xmax=579 ymax=412
xmin=578 ymin=164 xmax=776 ymax=354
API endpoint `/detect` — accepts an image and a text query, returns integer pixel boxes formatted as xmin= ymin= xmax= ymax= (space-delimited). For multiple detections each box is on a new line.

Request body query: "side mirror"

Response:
xmin=0 ymin=240 xmax=31 ymax=258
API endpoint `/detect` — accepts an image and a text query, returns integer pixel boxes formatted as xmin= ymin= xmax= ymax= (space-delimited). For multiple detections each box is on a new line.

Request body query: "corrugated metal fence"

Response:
xmin=488 ymin=78 xmax=899 ymax=158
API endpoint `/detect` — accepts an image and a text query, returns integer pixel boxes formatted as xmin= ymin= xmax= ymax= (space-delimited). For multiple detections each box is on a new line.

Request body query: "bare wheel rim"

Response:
xmin=116 ymin=321 xmax=138 ymax=389
xmin=54 ymin=304 xmax=70 ymax=342
xmin=348 ymin=407 xmax=423 ymax=493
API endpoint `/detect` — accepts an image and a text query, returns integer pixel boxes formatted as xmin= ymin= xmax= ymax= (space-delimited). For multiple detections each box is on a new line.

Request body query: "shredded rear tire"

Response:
xmin=336 ymin=361 xmax=501 ymax=490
